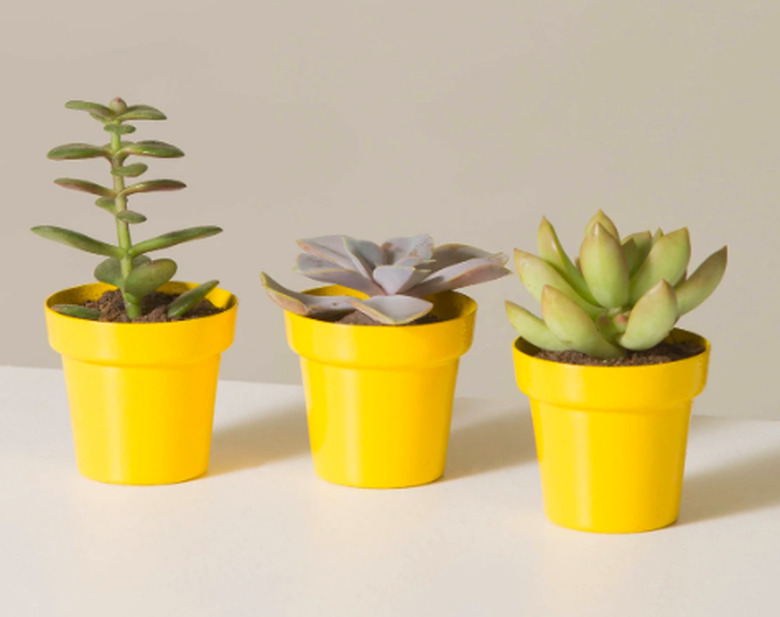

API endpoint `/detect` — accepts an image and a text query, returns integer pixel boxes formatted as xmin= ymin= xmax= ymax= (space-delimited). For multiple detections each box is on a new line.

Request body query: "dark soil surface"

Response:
xmin=535 ymin=340 xmax=705 ymax=366
xmin=320 ymin=310 xmax=441 ymax=326
xmin=84 ymin=289 xmax=222 ymax=323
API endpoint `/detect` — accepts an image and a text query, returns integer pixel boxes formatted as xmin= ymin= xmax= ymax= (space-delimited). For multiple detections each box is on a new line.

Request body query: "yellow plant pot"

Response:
xmin=513 ymin=329 xmax=710 ymax=533
xmin=285 ymin=286 xmax=476 ymax=488
xmin=45 ymin=282 xmax=238 ymax=485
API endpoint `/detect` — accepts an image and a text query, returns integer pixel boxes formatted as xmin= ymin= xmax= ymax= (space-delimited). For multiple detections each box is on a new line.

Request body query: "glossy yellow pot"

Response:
xmin=45 ymin=282 xmax=238 ymax=485
xmin=285 ymin=286 xmax=476 ymax=488
xmin=513 ymin=329 xmax=710 ymax=533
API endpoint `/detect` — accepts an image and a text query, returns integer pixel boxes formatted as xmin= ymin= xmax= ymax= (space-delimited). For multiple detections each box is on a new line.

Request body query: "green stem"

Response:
xmin=109 ymin=129 xmax=141 ymax=318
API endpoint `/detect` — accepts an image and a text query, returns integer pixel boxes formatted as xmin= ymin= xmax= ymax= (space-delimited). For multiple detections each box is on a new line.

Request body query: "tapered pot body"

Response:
xmin=285 ymin=287 xmax=476 ymax=488
xmin=513 ymin=329 xmax=710 ymax=533
xmin=45 ymin=282 xmax=237 ymax=485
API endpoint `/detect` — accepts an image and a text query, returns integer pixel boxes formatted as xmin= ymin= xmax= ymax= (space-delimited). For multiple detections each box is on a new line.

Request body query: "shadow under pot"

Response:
xmin=285 ymin=285 xmax=476 ymax=488
xmin=45 ymin=281 xmax=238 ymax=485
xmin=512 ymin=329 xmax=710 ymax=533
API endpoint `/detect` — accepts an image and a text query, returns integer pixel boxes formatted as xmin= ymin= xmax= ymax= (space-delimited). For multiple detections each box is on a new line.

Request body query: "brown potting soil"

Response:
xmin=321 ymin=310 xmax=441 ymax=326
xmin=84 ymin=289 xmax=222 ymax=323
xmin=534 ymin=340 xmax=705 ymax=367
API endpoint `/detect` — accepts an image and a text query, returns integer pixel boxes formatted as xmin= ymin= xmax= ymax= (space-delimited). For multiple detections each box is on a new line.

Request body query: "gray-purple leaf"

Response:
xmin=372 ymin=265 xmax=431 ymax=295
xmin=381 ymin=234 xmax=433 ymax=266
xmin=344 ymin=237 xmax=385 ymax=277
xmin=297 ymin=236 xmax=356 ymax=271
xmin=261 ymin=273 xmax=355 ymax=316
xmin=411 ymin=257 xmax=511 ymax=297
xmin=348 ymin=295 xmax=433 ymax=325
xmin=429 ymin=244 xmax=506 ymax=273
xmin=296 ymin=254 xmax=382 ymax=295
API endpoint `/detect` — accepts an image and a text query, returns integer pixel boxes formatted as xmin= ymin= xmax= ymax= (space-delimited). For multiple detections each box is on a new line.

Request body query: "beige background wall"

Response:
xmin=1 ymin=1 xmax=777 ymax=418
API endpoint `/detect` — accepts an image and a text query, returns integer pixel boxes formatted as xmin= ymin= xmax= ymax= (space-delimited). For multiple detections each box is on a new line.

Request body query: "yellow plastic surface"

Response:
xmin=45 ymin=282 xmax=238 ymax=485
xmin=513 ymin=329 xmax=710 ymax=533
xmin=285 ymin=287 xmax=476 ymax=488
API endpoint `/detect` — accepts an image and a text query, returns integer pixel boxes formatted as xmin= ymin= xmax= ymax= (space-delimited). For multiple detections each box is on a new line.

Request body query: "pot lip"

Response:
xmin=512 ymin=328 xmax=710 ymax=370
xmin=45 ymin=281 xmax=238 ymax=327
xmin=285 ymin=286 xmax=477 ymax=330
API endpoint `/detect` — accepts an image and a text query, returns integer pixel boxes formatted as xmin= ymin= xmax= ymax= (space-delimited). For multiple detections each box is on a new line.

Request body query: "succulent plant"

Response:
xmin=262 ymin=234 xmax=510 ymax=325
xmin=32 ymin=98 xmax=222 ymax=320
xmin=506 ymin=211 xmax=727 ymax=359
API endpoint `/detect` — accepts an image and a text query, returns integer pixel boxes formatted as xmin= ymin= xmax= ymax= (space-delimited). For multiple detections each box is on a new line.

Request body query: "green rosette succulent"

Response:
xmin=506 ymin=211 xmax=727 ymax=359
xmin=262 ymin=234 xmax=510 ymax=325
xmin=32 ymin=98 xmax=222 ymax=320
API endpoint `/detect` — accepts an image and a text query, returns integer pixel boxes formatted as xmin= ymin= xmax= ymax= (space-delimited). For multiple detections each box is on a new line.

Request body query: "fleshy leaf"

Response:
xmin=54 ymin=178 xmax=114 ymax=198
xmin=537 ymin=217 xmax=598 ymax=305
xmin=65 ymin=100 xmax=115 ymax=121
xmin=94 ymin=255 xmax=151 ymax=286
xmin=344 ymin=237 xmax=385 ymax=277
xmin=382 ymin=234 xmax=434 ymax=266
xmin=541 ymin=286 xmax=625 ymax=358
xmin=31 ymin=225 xmax=123 ymax=258
xmin=112 ymin=163 xmax=148 ymax=177
xmin=118 ymin=105 xmax=167 ymax=121
xmin=584 ymin=210 xmax=620 ymax=239
xmin=118 ymin=140 xmax=184 ymax=158
xmin=411 ymin=257 xmax=510 ymax=297
xmin=123 ymin=259 xmax=177 ymax=299
xmin=116 ymin=210 xmax=147 ymax=224
xmin=129 ymin=226 xmax=222 ymax=256
xmin=261 ymin=273 xmax=355 ymax=316
xmin=121 ymin=179 xmax=186 ymax=196
xmin=104 ymin=124 xmax=136 ymax=135
xmin=52 ymin=304 xmax=102 ymax=320
xmin=674 ymin=246 xmax=727 ymax=316
xmin=619 ymin=280 xmax=678 ymax=350
xmin=428 ymin=243 xmax=502 ymax=272
xmin=505 ymin=301 xmax=568 ymax=351
xmin=621 ymin=231 xmax=652 ymax=276
xmin=167 ymin=280 xmax=219 ymax=318
xmin=296 ymin=253 xmax=382 ymax=295
xmin=372 ymin=265 xmax=430 ymax=295
xmin=95 ymin=197 xmax=116 ymax=213
xmin=349 ymin=295 xmax=433 ymax=325
xmin=297 ymin=236 xmax=357 ymax=271
xmin=629 ymin=227 xmax=690 ymax=303
xmin=579 ymin=222 xmax=630 ymax=308
xmin=48 ymin=143 xmax=107 ymax=160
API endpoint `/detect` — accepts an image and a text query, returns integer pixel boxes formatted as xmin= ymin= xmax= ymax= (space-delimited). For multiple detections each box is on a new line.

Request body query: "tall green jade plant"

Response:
xmin=32 ymin=98 xmax=222 ymax=320
xmin=506 ymin=211 xmax=727 ymax=359
xmin=262 ymin=234 xmax=510 ymax=324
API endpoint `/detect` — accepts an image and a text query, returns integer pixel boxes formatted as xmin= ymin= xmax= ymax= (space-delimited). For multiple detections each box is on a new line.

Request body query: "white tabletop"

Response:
xmin=1 ymin=366 xmax=779 ymax=617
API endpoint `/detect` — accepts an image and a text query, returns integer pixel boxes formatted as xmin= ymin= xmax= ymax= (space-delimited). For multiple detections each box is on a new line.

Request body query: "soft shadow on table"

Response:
xmin=444 ymin=399 xmax=536 ymax=481
xmin=208 ymin=405 xmax=309 ymax=476
xmin=679 ymin=447 xmax=780 ymax=525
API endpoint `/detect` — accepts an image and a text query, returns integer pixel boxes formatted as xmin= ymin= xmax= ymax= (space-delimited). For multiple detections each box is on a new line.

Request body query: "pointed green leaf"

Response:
xmin=124 ymin=259 xmax=177 ymax=299
xmin=505 ymin=300 xmax=568 ymax=351
xmin=65 ymin=100 xmax=115 ymax=121
xmin=129 ymin=226 xmax=222 ymax=256
xmin=619 ymin=280 xmax=678 ymax=350
xmin=112 ymin=163 xmax=148 ymax=177
xmin=541 ymin=286 xmax=625 ymax=358
xmin=584 ymin=210 xmax=620 ymax=239
xmin=579 ymin=222 xmax=630 ymax=309
xmin=94 ymin=255 xmax=151 ymax=286
xmin=118 ymin=140 xmax=184 ymax=158
xmin=54 ymin=178 xmax=115 ymax=198
xmin=514 ymin=249 xmax=603 ymax=318
xmin=121 ymin=179 xmax=186 ymax=196
xmin=52 ymin=304 xmax=102 ymax=320
xmin=675 ymin=246 xmax=727 ymax=316
xmin=48 ymin=143 xmax=108 ymax=160
xmin=118 ymin=105 xmax=166 ymax=121
xmin=31 ymin=225 xmax=123 ymax=258
xmin=629 ymin=228 xmax=690 ymax=303
xmin=116 ymin=210 xmax=147 ymax=224
xmin=621 ymin=231 xmax=652 ymax=276
xmin=537 ymin=217 xmax=598 ymax=305
xmin=166 ymin=280 xmax=219 ymax=318
xmin=104 ymin=124 xmax=136 ymax=135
